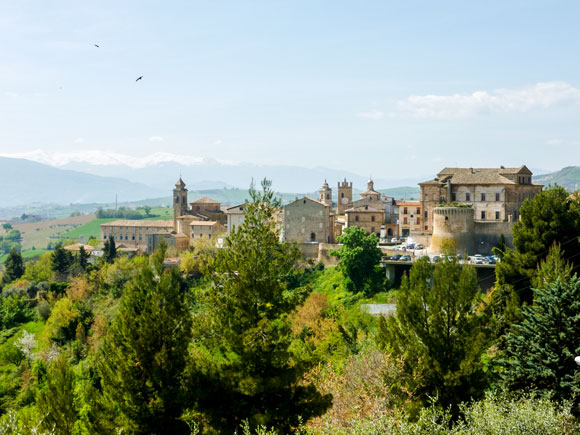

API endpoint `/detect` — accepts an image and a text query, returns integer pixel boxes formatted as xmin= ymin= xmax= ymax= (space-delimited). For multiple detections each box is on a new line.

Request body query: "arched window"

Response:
xmin=341 ymin=192 xmax=344 ymax=198
xmin=387 ymin=228 xmax=393 ymax=236
xmin=175 ymin=196 xmax=179 ymax=203
xmin=310 ymin=232 xmax=316 ymax=241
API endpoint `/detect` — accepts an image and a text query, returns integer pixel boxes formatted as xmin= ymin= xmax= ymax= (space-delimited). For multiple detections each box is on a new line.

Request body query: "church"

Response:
xmin=100 ymin=177 xmax=226 ymax=253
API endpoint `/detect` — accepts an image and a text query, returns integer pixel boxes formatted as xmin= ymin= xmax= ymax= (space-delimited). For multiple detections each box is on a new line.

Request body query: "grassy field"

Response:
xmin=144 ymin=207 xmax=172 ymax=220
xmin=60 ymin=218 xmax=118 ymax=240
xmin=0 ymin=249 xmax=49 ymax=264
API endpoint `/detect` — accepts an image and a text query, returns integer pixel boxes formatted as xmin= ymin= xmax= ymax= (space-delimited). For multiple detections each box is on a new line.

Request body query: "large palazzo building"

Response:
xmin=419 ymin=165 xmax=542 ymax=232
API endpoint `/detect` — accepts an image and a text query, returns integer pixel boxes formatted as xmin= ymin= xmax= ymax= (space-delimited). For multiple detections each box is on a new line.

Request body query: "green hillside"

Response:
xmin=534 ymin=166 xmax=580 ymax=192
xmin=378 ymin=186 xmax=421 ymax=200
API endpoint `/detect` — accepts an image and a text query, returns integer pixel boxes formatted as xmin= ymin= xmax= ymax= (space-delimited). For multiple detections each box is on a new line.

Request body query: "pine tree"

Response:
xmin=37 ymin=355 xmax=78 ymax=435
xmin=496 ymin=186 xmax=580 ymax=302
xmin=77 ymin=245 xmax=90 ymax=271
xmin=103 ymin=236 xmax=117 ymax=264
xmin=2 ymin=247 xmax=24 ymax=285
xmin=195 ymin=179 xmax=331 ymax=432
xmin=51 ymin=244 xmax=73 ymax=280
xmin=378 ymin=254 xmax=487 ymax=415
xmin=500 ymin=275 xmax=580 ymax=414
xmin=98 ymin=242 xmax=192 ymax=434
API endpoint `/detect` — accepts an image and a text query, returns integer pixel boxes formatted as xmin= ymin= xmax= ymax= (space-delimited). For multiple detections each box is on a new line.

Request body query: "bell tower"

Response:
xmin=337 ymin=178 xmax=353 ymax=214
xmin=318 ymin=180 xmax=332 ymax=206
xmin=173 ymin=177 xmax=188 ymax=230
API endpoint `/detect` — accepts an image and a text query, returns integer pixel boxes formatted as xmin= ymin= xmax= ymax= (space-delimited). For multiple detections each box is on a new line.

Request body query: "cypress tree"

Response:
xmin=51 ymin=244 xmax=73 ymax=280
xmin=103 ymin=236 xmax=117 ymax=264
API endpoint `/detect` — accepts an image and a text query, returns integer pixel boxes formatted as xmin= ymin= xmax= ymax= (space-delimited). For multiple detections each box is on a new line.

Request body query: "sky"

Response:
xmin=1 ymin=0 xmax=580 ymax=179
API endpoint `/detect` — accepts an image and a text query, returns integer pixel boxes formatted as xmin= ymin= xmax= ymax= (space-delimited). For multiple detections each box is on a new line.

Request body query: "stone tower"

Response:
xmin=337 ymin=178 xmax=353 ymax=214
xmin=173 ymin=177 xmax=188 ymax=230
xmin=318 ymin=180 xmax=332 ymax=206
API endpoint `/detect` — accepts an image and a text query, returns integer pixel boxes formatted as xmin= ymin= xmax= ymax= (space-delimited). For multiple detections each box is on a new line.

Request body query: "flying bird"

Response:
xmin=136 ymin=76 xmax=143 ymax=82
xmin=94 ymin=44 xmax=99 ymax=48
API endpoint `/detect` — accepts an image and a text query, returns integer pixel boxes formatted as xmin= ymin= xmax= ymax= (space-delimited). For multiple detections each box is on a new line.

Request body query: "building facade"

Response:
xmin=419 ymin=166 xmax=543 ymax=232
xmin=284 ymin=197 xmax=333 ymax=243
xmin=337 ymin=179 xmax=353 ymax=214
xmin=397 ymin=200 xmax=422 ymax=237
xmin=100 ymin=220 xmax=174 ymax=250
xmin=344 ymin=205 xmax=384 ymax=237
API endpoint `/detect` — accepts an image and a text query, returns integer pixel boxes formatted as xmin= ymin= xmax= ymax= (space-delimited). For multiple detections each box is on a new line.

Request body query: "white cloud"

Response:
xmin=398 ymin=81 xmax=580 ymax=119
xmin=149 ymin=136 xmax=165 ymax=142
xmin=357 ymin=110 xmax=384 ymax=120
xmin=73 ymin=137 xmax=85 ymax=144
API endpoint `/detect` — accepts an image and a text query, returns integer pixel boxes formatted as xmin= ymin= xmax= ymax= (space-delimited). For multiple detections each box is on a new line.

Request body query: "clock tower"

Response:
xmin=337 ymin=178 xmax=352 ymax=214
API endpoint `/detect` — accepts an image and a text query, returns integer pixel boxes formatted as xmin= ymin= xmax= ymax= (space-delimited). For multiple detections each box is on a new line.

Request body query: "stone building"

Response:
xmin=337 ymin=179 xmax=353 ymax=214
xmin=344 ymin=205 xmax=384 ymax=237
xmin=397 ymin=200 xmax=422 ymax=237
xmin=419 ymin=166 xmax=542 ymax=232
xmin=189 ymin=197 xmax=226 ymax=225
xmin=225 ymin=203 xmax=246 ymax=235
xmin=100 ymin=220 xmax=174 ymax=251
xmin=360 ymin=179 xmax=381 ymax=201
xmin=190 ymin=221 xmax=226 ymax=240
xmin=284 ymin=197 xmax=333 ymax=243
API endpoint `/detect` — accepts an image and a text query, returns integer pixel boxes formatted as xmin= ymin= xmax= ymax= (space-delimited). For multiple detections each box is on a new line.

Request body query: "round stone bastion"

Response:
xmin=431 ymin=207 xmax=475 ymax=255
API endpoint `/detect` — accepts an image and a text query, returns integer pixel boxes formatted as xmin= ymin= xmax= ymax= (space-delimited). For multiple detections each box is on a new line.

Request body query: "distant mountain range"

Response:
xmin=0 ymin=157 xmax=165 ymax=207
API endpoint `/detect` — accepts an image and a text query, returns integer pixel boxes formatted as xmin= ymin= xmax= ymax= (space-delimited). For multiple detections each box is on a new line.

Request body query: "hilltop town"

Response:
xmin=98 ymin=164 xmax=542 ymax=265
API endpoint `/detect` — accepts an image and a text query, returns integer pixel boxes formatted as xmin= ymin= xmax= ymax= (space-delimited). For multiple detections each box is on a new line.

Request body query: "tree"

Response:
xmin=496 ymin=186 xmax=580 ymax=302
xmin=142 ymin=205 xmax=152 ymax=217
xmin=103 ymin=236 xmax=117 ymax=264
xmin=2 ymin=247 xmax=24 ymax=285
xmin=37 ymin=355 xmax=78 ymax=435
xmin=77 ymin=246 xmax=90 ymax=271
xmin=377 ymin=255 xmax=487 ymax=416
xmin=2 ymin=223 xmax=12 ymax=230
xmin=51 ymin=244 xmax=73 ymax=280
xmin=98 ymin=242 xmax=192 ymax=434
xmin=330 ymin=226 xmax=383 ymax=294
xmin=500 ymin=275 xmax=580 ymax=414
xmin=195 ymin=179 xmax=331 ymax=432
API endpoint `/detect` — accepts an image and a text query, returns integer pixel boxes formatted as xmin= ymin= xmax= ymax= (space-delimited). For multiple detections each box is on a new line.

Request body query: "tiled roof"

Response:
xmin=100 ymin=220 xmax=173 ymax=228
xmin=190 ymin=196 xmax=220 ymax=204
xmin=190 ymin=221 xmax=219 ymax=226
xmin=420 ymin=165 xmax=538 ymax=186
xmin=345 ymin=206 xmax=383 ymax=213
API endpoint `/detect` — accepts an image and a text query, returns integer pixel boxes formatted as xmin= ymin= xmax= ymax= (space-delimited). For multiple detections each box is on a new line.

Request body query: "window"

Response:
xmin=310 ymin=232 xmax=316 ymax=241
xmin=440 ymin=196 xmax=445 ymax=203
xmin=416 ymin=207 xmax=420 ymax=214
xmin=371 ymin=216 xmax=375 ymax=222
xmin=481 ymin=211 xmax=486 ymax=220
xmin=371 ymin=226 xmax=375 ymax=233
xmin=495 ymin=211 xmax=500 ymax=220
xmin=481 ymin=192 xmax=486 ymax=201
xmin=424 ymin=210 xmax=428 ymax=220
xmin=404 ymin=217 xmax=408 ymax=224
xmin=404 ymin=207 xmax=408 ymax=214
xmin=417 ymin=217 xmax=421 ymax=225
xmin=451 ymin=192 xmax=456 ymax=201
xmin=175 ymin=197 xmax=179 ymax=203
xmin=355 ymin=216 xmax=359 ymax=222
xmin=132 ymin=235 xmax=135 ymax=240
xmin=326 ymin=193 xmax=330 ymax=199
xmin=466 ymin=192 xmax=471 ymax=201
xmin=104 ymin=234 xmax=107 ymax=239
xmin=495 ymin=192 xmax=500 ymax=201
xmin=509 ymin=175 xmax=514 ymax=180
xmin=424 ymin=193 xmax=428 ymax=200
xmin=139 ymin=235 xmax=142 ymax=241
xmin=125 ymin=234 xmax=129 ymax=240
xmin=341 ymin=192 xmax=344 ymax=198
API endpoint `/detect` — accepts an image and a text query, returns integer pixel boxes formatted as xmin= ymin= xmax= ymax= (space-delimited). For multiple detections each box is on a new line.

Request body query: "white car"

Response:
xmin=391 ymin=238 xmax=400 ymax=243
xmin=472 ymin=255 xmax=484 ymax=264
xmin=415 ymin=243 xmax=425 ymax=249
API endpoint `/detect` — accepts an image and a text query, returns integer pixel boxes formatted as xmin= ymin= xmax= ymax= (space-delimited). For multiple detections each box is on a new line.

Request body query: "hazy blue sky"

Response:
xmin=1 ymin=1 xmax=579 ymax=178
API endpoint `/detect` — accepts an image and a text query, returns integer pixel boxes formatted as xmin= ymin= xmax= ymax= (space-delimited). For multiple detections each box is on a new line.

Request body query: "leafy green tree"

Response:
xmin=195 ymin=179 xmax=331 ymax=433
xmin=37 ymin=355 xmax=78 ymax=435
xmin=330 ymin=226 xmax=382 ymax=294
xmin=103 ymin=236 xmax=117 ymax=264
xmin=98 ymin=242 xmax=192 ymax=434
xmin=4 ymin=229 xmax=21 ymax=242
xmin=2 ymin=223 xmax=12 ymax=230
xmin=76 ymin=245 xmax=90 ymax=271
xmin=377 ymin=255 xmax=487 ymax=416
xmin=2 ymin=247 xmax=24 ymax=285
xmin=500 ymin=275 xmax=580 ymax=414
xmin=496 ymin=186 xmax=580 ymax=302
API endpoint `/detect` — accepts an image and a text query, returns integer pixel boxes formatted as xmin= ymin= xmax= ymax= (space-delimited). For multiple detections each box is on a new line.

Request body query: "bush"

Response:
xmin=37 ymin=300 xmax=51 ymax=321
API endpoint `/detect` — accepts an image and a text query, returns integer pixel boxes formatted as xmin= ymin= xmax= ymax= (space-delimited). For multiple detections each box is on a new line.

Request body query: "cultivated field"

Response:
xmin=14 ymin=214 xmax=95 ymax=250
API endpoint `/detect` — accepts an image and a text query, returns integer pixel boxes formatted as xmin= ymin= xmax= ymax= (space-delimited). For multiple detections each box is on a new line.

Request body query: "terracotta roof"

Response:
xmin=190 ymin=196 xmax=220 ymax=204
xmin=420 ymin=165 xmax=539 ymax=186
xmin=100 ymin=220 xmax=173 ymax=228
xmin=396 ymin=200 xmax=420 ymax=206
xmin=190 ymin=221 xmax=219 ymax=226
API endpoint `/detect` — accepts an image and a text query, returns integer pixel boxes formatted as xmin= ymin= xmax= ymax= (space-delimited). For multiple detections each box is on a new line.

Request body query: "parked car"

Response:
xmin=457 ymin=253 xmax=464 ymax=260
xmin=415 ymin=243 xmax=425 ymax=249
xmin=400 ymin=255 xmax=412 ymax=261
xmin=487 ymin=256 xmax=496 ymax=264
xmin=391 ymin=238 xmax=400 ymax=243
xmin=406 ymin=243 xmax=415 ymax=250
xmin=432 ymin=255 xmax=441 ymax=262
xmin=391 ymin=254 xmax=402 ymax=261
xmin=472 ymin=254 xmax=484 ymax=264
